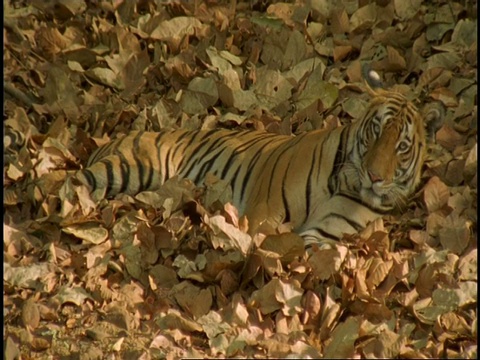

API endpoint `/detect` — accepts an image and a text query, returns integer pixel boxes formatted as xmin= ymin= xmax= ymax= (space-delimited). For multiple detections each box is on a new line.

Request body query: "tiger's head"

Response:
xmin=346 ymin=80 xmax=444 ymax=212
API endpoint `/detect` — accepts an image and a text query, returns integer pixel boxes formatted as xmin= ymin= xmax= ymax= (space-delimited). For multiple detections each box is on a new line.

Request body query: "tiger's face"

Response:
xmin=351 ymin=93 xmax=426 ymax=211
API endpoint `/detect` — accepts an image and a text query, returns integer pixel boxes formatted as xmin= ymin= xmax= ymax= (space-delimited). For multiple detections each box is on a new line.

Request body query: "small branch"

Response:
xmin=4 ymin=82 xmax=39 ymax=108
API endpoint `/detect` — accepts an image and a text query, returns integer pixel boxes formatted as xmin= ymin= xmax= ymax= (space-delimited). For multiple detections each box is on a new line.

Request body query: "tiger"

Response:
xmin=74 ymin=83 xmax=442 ymax=245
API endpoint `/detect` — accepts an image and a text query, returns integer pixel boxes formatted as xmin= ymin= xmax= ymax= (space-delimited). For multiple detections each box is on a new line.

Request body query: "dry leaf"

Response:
xmin=323 ymin=316 xmax=361 ymax=358
xmin=22 ymin=298 xmax=40 ymax=331
xmin=438 ymin=213 xmax=472 ymax=255
xmin=423 ymin=176 xmax=450 ymax=213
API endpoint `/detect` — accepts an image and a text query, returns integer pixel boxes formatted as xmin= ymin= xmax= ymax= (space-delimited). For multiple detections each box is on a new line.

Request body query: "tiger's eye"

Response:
xmin=398 ymin=141 xmax=409 ymax=152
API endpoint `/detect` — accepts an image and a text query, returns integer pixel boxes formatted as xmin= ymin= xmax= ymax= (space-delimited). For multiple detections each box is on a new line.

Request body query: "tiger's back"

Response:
xmin=81 ymin=129 xmax=291 ymax=207
xmin=77 ymin=127 xmax=343 ymax=236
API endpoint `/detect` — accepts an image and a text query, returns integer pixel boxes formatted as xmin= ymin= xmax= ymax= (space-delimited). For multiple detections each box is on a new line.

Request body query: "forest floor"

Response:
xmin=4 ymin=0 xmax=477 ymax=358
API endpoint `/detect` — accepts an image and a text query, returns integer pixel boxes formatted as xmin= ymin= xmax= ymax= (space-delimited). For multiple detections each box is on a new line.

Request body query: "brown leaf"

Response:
xmin=385 ymin=45 xmax=407 ymax=71
xmin=334 ymin=45 xmax=353 ymax=62
xmin=417 ymin=67 xmax=449 ymax=91
xmin=266 ymin=3 xmax=295 ymax=27
xmin=36 ymin=27 xmax=69 ymax=57
xmin=85 ymin=67 xmax=124 ymax=90
xmin=30 ymin=337 xmax=51 ymax=351
xmin=180 ymin=77 xmax=219 ymax=115
xmin=423 ymin=176 xmax=450 ymax=213
xmin=157 ymin=309 xmax=203 ymax=332
xmin=150 ymin=17 xmax=207 ymax=52
xmin=457 ymin=248 xmax=477 ymax=281
xmin=323 ymin=316 xmax=361 ymax=359
xmin=409 ymin=229 xmax=429 ymax=246
xmin=62 ymin=223 xmax=108 ymax=245
xmin=259 ymin=232 xmax=305 ymax=263
xmin=22 ymin=298 xmax=40 ymax=331
xmin=463 ymin=143 xmax=477 ymax=182
xmin=204 ymin=214 xmax=252 ymax=256
xmin=394 ymin=0 xmax=422 ymax=20
xmin=249 ymin=279 xmax=282 ymax=315
xmin=4 ymin=337 xmax=20 ymax=360
xmin=366 ymin=258 xmax=393 ymax=291
xmin=438 ymin=213 xmax=472 ymax=255
xmin=330 ymin=8 xmax=350 ymax=34
xmin=308 ymin=246 xmax=347 ymax=280
xmin=218 ymin=269 xmax=239 ymax=296
xmin=350 ymin=3 xmax=377 ymax=33
xmin=435 ymin=312 xmax=472 ymax=338
xmin=171 ymin=281 xmax=213 ymax=319
xmin=4 ymin=262 xmax=57 ymax=290
xmin=274 ymin=278 xmax=303 ymax=316
xmin=54 ymin=286 xmax=92 ymax=306
xmin=150 ymin=264 xmax=179 ymax=289
xmin=301 ymin=290 xmax=321 ymax=325
xmin=430 ymin=87 xmax=459 ymax=107
xmin=361 ymin=327 xmax=402 ymax=358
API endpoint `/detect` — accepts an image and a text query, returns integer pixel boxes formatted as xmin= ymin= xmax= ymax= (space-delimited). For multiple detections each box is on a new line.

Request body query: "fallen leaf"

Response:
xmin=54 ymin=286 xmax=92 ymax=306
xmin=323 ymin=316 xmax=361 ymax=359
xmin=170 ymin=281 xmax=213 ymax=319
xmin=309 ymin=246 xmax=348 ymax=280
xmin=423 ymin=176 xmax=450 ymax=213
xmin=21 ymin=298 xmax=40 ymax=331
xmin=438 ymin=213 xmax=472 ymax=255
xmin=62 ymin=223 xmax=108 ymax=245
xmin=394 ymin=0 xmax=422 ymax=20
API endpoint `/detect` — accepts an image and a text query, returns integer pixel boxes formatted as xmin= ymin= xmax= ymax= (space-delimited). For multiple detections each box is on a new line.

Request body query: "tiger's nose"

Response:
xmin=368 ymin=170 xmax=383 ymax=183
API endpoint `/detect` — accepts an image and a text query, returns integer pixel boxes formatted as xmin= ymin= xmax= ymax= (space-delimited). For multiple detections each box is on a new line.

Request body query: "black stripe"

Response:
xmin=176 ymin=130 xmax=195 ymax=143
xmin=282 ymin=160 xmax=292 ymax=223
xmin=230 ymin=166 xmax=242 ymax=194
xmin=239 ymin=141 xmax=279 ymax=202
xmin=200 ymin=128 xmax=224 ymax=141
xmin=104 ymin=160 xmax=114 ymax=196
xmin=311 ymin=227 xmax=339 ymax=241
xmin=328 ymin=213 xmax=364 ymax=231
xmin=88 ymin=140 xmax=116 ymax=166
xmin=109 ymin=131 xmax=137 ymax=195
xmin=220 ymin=150 xmax=238 ymax=180
xmin=154 ymin=133 xmax=168 ymax=183
xmin=328 ymin=127 xmax=347 ymax=195
xmin=337 ymin=193 xmax=391 ymax=214
xmin=132 ymin=133 xmax=148 ymax=192
xmin=172 ymin=131 xmax=206 ymax=167
xmin=143 ymin=145 xmax=154 ymax=191
xmin=118 ymin=152 xmax=130 ymax=194
xmin=163 ymin=147 xmax=172 ymax=181
xmin=267 ymin=146 xmax=295 ymax=199
xmin=81 ymin=169 xmax=97 ymax=190
xmin=219 ymin=134 xmax=272 ymax=179
xmin=194 ymin=156 xmax=219 ymax=184
xmin=180 ymin=136 xmax=232 ymax=179
xmin=176 ymin=131 xmax=221 ymax=171
xmin=305 ymin=141 xmax=323 ymax=218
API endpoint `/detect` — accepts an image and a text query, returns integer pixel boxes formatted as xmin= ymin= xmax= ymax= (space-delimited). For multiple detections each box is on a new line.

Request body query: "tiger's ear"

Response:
xmin=422 ymin=101 xmax=445 ymax=143
xmin=361 ymin=62 xmax=384 ymax=96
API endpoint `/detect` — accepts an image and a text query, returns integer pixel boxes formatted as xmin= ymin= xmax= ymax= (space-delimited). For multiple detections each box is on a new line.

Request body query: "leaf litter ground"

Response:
xmin=4 ymin=0 xmax=477 ymax=358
